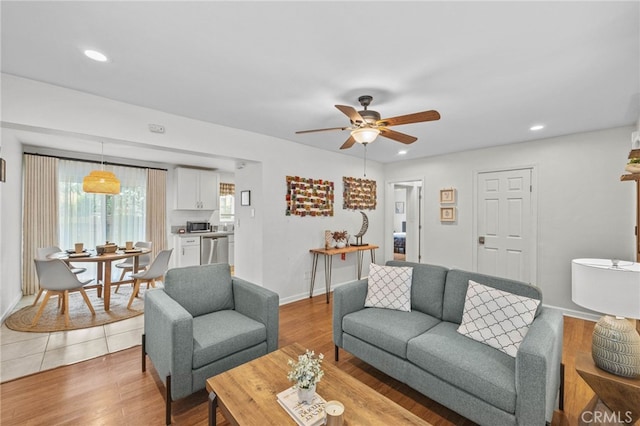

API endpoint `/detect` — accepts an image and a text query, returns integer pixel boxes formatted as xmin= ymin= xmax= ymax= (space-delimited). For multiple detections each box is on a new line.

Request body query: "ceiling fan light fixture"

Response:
xmin=351 ymin=128 xmax=380 ymax=144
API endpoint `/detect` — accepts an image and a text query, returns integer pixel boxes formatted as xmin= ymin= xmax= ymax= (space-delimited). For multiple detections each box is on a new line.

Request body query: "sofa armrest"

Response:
xmin=144 ymin=288 xmax=194 ymax=400
xmin=232 ymin=277 xmax=280 ymax=353
xmin=332 ymin=279 xmax=368 ymax=348
xmin=515 ymin=308 xmax=564 ymax=424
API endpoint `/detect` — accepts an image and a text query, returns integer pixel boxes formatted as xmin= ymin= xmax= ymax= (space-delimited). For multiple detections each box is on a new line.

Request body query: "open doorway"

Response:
xmin=392 ymin=180 xmax=422 ymax=263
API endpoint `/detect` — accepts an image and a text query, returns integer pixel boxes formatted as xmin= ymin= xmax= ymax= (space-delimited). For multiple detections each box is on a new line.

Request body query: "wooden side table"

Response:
xmin=575 ymin=351 xmax=640 ymax=425
xmin=309 ymin=244 xmax=378 ymax=303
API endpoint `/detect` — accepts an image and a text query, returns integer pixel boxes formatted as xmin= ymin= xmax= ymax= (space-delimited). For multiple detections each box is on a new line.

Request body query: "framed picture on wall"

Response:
xmin=241 ymin=190 xmax=251 ymax=206
xmin=440 ymin=207 xmax=456 ymax=222
xmin=395 ymin=201 xmax=404 ymax=214
xmin=440 ymin=188 xmax=456 ymax=204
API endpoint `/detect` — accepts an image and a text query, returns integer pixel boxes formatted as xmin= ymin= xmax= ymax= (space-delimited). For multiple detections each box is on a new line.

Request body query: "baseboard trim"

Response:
xmin=543 ymin=303 xmax=599 ymax=322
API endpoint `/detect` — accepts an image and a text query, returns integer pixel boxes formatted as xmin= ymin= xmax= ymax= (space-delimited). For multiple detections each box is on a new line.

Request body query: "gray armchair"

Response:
xmin=142 ymin=263 xmax=279 ymax=425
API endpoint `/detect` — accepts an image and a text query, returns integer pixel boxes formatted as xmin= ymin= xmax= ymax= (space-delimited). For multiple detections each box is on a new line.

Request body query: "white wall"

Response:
xmin=0 ymin=130 xmax=25 ymax=320
xmin=1 ymin=73 xmax=636 ymax=319
xmin=384 ymin=126 xmax=636 ymax=316
xmin=0 ymin=74 xmax=383 ymax=318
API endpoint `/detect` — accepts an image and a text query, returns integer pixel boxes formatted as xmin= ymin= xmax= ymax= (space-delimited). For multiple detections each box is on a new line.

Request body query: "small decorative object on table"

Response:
xmin=276 ymin=386 xmax=327 ymax=426
xmin=331 ymin=231 xmax=348 ymax=249
xmin=324 ymin=230 xmax=332 ymax=249
xmin=325 ymin=400 xmax=345 ymax=426
xmin=287 ymin=349 xmax=325 ymax=403
xmin=352 ymin=211 xmax=369 ymax=246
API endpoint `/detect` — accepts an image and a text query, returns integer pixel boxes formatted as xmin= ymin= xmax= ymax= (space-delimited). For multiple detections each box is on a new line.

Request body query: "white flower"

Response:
xmin=287 ymin=349 xmax=324 ymax=390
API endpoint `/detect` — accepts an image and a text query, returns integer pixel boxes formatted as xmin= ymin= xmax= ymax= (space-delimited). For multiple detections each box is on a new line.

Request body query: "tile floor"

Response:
xmin=0 ymin=294 xmax=144 ymax=383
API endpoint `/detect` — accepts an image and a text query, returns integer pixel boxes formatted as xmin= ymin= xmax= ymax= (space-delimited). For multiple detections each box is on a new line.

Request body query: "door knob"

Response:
xmin=478 ymin=236 xmax=485 ymax=245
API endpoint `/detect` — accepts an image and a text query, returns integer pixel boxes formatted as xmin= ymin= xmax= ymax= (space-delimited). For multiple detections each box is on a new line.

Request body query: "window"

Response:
xmin=58 ymin=159 xmax=147 ymax=249
xmin=219 ymin=182 xmax=235 ymax=223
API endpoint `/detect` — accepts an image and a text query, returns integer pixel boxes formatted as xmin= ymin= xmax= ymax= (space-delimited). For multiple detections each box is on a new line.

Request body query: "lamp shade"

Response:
xmin=572 ymin=259 xmax=640 ymax=319
xmin=82 ymin=170 xmax=121 ymax=195
xmin=572 ymin=258 xmax=640 ymax=377
xmin=351 ymin=128 xmax=380 ymax=144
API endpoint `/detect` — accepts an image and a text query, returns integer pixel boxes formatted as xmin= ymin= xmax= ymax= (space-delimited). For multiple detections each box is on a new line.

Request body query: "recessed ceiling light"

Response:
xmin=530 ymin=124 xmax=545 ymax=131
xmin=84 ymin=49 xmax=108 ymax=62
xmin=398 ymin=150 xmax=408 ymax=155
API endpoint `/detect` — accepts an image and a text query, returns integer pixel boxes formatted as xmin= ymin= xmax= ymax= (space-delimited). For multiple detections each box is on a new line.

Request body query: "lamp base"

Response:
xmin=592 ymin=316 xmax=640 ymax=378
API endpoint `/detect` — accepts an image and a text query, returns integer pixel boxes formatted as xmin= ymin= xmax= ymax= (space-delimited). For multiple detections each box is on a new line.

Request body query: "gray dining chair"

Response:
xmin=32 ymin=258 xmax=96 ymax=327
xmin=34 ymin=246 xmax=89 ymax=306
xmin=127 ymin=249 xmax=173 ymax=309
xmin=115 ymin=241 xmax=153 ymax=291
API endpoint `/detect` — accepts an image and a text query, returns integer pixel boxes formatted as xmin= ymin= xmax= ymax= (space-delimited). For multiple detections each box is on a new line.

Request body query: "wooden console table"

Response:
xmin=575 ymin=351 xmax=640 ymax=425
xmin=309 ymin=244 xmax=378 ymax=303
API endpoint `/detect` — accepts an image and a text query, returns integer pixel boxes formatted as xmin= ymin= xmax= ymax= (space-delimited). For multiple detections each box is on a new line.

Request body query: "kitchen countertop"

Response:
xmin=175 ymin=231 xmax=234 ymax=237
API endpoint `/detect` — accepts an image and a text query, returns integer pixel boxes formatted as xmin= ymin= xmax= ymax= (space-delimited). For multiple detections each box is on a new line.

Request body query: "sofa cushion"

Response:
xmin=442 ymin=269 xmax=542 ymax=324
xmin=343 ymin=308 xmax=440 ymax=358
xmin=386 ymin=261 xmax=449 ymax=318
xmin=192 ymin=310 xmax=266 ymax=369
xmin=365 ymin=263 xmax=413 ymax=312
xmin=457 ymin=280 xmax=540 ymax=357
xmin=407 ymin=321 xmax=517 ymax=414
xmin=164 ymin=263 xmax=234 ymax=317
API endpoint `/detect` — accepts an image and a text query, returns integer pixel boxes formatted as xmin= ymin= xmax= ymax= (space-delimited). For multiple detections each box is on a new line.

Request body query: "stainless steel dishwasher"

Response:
xmin=201 ymin=236 xmax=229 ymax=264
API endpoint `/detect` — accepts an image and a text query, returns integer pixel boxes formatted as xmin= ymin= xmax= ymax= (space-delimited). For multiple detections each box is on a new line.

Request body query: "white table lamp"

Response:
xmin=572 ymin=259 xmax=640 ymax=378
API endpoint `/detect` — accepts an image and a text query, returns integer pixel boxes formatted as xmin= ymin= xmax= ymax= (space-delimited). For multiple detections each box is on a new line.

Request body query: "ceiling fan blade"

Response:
xmin=340 ymin=135 xmax=356 ymax=150
xmin=335 ymin=105 xmax=366 ymax=124
xmin=377 ymin=110 xmax=441 ymax=127
xmin=379 ymin=128 xmax=418 ymax=144
xmin=295 ymin=126 xmax=349 ymax=134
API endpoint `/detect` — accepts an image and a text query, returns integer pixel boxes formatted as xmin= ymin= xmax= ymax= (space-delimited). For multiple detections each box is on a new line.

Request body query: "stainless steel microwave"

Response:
xmin=186 ymin=221 xmax=210 ymax=233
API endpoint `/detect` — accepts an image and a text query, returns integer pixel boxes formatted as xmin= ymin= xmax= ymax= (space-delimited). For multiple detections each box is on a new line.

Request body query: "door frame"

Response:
xmin=386 ymin=177 xmax=425 ymax=263
xmin=472 ymin=165 xmax=538 ymax=284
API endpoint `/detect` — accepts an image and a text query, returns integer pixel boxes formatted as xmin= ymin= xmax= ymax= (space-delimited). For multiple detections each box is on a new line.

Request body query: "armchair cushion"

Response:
xmin=164 ymin=263 xmax=234 ymax=317
xmin=192 ymin=310 xmax=267 ymax=369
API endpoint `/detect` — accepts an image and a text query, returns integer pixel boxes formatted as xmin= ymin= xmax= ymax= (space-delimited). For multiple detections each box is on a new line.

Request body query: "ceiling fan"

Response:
xmin=295 ymin=95 xmax=440 ymax=149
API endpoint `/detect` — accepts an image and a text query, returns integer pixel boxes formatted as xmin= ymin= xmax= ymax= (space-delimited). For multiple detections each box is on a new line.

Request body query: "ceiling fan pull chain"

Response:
xmin=363 ymin=143 xmax=368 ymax=177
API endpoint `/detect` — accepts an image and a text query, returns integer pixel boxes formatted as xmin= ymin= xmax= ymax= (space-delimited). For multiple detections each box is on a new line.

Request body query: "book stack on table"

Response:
xmin=276 ymin=387 xmax=326 ymax=426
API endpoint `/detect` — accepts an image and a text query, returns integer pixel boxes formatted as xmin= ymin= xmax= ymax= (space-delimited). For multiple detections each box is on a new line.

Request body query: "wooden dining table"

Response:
xmin=48 ymin=248 xmax=151 ymax=311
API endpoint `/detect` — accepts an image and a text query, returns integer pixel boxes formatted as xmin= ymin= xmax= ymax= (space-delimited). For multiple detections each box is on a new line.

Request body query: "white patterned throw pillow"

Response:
xmin=364 ymin=263 xmax=413 ymax=312
xmin=457 ymin=280 xmax=540 ymax=357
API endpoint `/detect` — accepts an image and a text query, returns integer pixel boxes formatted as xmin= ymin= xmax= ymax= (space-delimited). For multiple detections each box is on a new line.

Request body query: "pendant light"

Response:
xmin=83 ymin=142 xmax=120 ymax=195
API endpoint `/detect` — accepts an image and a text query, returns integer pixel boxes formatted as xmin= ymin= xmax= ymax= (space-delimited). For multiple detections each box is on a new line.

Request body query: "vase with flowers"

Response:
xmin=331 ymin=230 xmax=348 ymax=249
xmin=287 ymin=349 xmax=324 ymax=403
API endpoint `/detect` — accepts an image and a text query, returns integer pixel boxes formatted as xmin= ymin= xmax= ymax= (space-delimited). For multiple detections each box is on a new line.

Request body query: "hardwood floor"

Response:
xmin=1 ymin=293 xmax=595 ymax=426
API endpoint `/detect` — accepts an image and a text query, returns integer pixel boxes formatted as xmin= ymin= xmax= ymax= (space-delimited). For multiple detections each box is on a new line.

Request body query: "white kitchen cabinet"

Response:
xmin=176 ymin=235 xmax=201 ymax=267
xmin=175 ymin=167 xmax=219 ymax=210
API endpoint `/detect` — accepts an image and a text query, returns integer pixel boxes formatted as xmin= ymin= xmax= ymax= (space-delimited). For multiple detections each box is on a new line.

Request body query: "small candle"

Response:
xmin=325 ymin=400 xmax=344 ymax=426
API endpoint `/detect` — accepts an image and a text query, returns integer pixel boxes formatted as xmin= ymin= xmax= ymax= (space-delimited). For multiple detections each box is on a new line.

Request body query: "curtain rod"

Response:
xmin=23 ymin=152 xmax=168 ymax=172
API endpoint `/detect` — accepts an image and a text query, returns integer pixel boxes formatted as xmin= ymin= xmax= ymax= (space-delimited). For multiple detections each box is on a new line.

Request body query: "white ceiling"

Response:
xmin=2 ymin=1 xmax=639 ymax=165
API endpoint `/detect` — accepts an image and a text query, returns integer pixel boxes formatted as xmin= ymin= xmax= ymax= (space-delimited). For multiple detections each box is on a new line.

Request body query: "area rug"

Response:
xmin=5 ymin=286 xmax=144 ymax=333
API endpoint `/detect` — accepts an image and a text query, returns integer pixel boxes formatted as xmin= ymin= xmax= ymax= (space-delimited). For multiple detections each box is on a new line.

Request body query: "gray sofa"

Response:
xmin=143 ymin=263 xmax=279 ymax=424
xmin=333 ymin=261 xmax=563 ymax=426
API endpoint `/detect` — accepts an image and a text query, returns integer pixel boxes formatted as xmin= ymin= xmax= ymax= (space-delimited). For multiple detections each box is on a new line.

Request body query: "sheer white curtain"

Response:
xmin=58 ymin=160 xmax=106 ymax=249
xmin=107 ymin=164 xmax=147 ymax=244
xmin=58 ymin=160 xmax=147 ymax=277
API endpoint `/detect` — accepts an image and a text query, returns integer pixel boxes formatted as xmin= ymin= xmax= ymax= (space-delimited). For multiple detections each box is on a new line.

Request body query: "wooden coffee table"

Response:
xmin=206 ymin=342 xmax=432 ymax=425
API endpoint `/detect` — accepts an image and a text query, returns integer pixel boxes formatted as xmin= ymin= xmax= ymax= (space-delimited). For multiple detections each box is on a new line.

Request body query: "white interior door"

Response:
xmin=476 ymin=168 xmax=534 ymax=282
